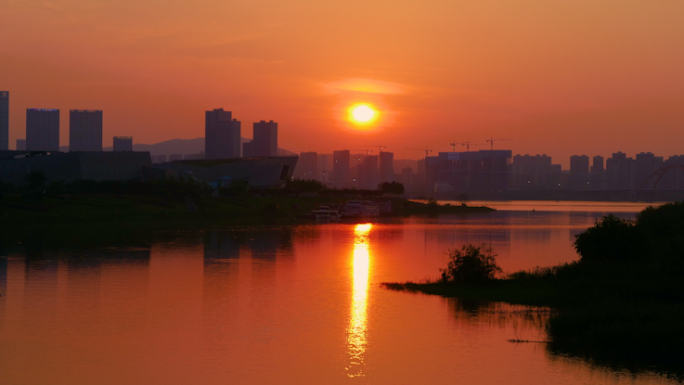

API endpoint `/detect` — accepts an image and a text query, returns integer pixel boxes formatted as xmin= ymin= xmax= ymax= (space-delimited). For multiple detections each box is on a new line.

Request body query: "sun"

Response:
xmin=348 ymin=103 xmax=378 ymax=125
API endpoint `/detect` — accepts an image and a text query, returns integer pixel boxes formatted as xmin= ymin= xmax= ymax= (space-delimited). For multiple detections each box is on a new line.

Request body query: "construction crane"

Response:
xmin=450 ymin=141 xmax=481 ymax=152
xmin=349 ymin=149 xmax=373 ymax=164
xmin=350 ymin=149 xmax=373 ymax=155
xmin=485 ymin=137 xmax=514 ymax=151
xmin=364 ymin=145 xmax=386 ymax=153
xmin=404 ymin=147 xmax=433 ymax=157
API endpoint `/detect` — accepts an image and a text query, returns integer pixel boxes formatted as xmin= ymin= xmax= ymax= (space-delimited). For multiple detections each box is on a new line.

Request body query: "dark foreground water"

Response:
xmin=0 ymin=202 xmax=677 ymax=384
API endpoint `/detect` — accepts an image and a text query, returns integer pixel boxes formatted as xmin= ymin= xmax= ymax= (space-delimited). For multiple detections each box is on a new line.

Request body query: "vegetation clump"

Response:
xmin=439 ymin=244 xmax=502 ymax=284
xmin=384 ymin=201 xmax=684 ymax=375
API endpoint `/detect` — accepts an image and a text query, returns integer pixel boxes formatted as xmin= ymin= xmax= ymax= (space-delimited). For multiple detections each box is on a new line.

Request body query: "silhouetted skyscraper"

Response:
xmin=244 ymin=120 xmax=277 ymax=157
xmin=591 ymin=156 xmax=604 ymax=174
xmin=295 ymin=151 xmax=318 ymax=179
xmin=606 ymin=152 xmax=633 ymax=189
xmin=402 ymin=167 xmax=414 ymax=187
xmin=511 ymin=154 xmax=561 ymax=190
xmin=319 ymin=154 xmax=332 ymax=183
xmin=570 ymin=155 xmax=590 ymax=190
xmin=16 ymin=139 xmax=25 ymax=151
xmin=26 ymin=109 xmax=60 ymax=151
xmin=333 ymin=150 xmax=350 ymax=187
xmin=359 ymin=155 xmax=379 ymax=189
xmin=205 ymin=109 xmax=241 ymax=159
xmin=590 ymin=155 xmax=605 ymax=189
xmin=70 ymin=110 xmax=103 ymax=151
xmin=379 ymin=151 xmax=394 ymax=183
xmin=635 ymin=152 xmax=663 ymax=189
xmin=570 ymin=155 xmax=589 ymax=174
xmin=0 ymin=91 xmax=8 ymax=150
xmin=113 ymin=136 xmax=133 ymax=152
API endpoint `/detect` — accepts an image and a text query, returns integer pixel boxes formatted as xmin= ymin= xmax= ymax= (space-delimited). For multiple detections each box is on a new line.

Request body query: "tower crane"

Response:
xmin=349 ymin=150 xmax=373 ymax=164
xmin=450 ymin=141 xmax=482 ymax=152
xmin=364 ymin=145 xmax=386 ymax=153
xmin=404 ymin=148 xmax=433 ymax=157
xmin=485 ymin=137 xmax=514 ymax=151
xmin=350 ymin=149 xmax=373 ymax=155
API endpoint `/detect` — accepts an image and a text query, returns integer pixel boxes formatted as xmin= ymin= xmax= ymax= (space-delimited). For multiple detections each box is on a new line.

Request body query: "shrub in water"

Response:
xmin=439 ymin=244 xmax=502 ymax=284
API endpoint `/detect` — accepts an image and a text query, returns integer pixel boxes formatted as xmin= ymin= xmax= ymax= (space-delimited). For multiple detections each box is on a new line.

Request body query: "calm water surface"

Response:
xmin=0 ymin=202 xmax=677 ymax=384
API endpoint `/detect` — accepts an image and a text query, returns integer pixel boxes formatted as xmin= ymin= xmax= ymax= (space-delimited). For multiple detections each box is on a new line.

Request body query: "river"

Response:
xmin=0 ymin=201 xmax=677 ymax=384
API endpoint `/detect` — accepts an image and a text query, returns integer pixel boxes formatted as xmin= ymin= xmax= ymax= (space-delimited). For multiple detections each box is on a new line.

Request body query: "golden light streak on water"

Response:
xmin=346 ymin=223 xmax=372 ymax=377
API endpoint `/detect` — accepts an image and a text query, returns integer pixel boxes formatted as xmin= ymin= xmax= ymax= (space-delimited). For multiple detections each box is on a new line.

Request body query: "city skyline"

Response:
xmin=0 ymin=90 xmax=681 ymax=168
xmin=2 ymin=1 xmax=684 ymax=165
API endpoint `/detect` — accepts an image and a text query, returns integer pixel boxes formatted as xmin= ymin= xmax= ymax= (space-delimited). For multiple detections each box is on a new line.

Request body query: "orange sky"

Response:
xmin=2 ymin=0 xmax=683 ymax=166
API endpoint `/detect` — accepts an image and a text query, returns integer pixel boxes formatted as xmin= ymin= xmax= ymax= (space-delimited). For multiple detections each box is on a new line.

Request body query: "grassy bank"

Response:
xmin=0 ymin=195 xmax=491 ymax=227
xmin=384 ymin=202 xmax=684 ymax=376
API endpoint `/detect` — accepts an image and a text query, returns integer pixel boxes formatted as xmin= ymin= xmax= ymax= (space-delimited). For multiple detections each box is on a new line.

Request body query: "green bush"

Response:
xmin=439 ymin=244 xmax=502 ymax=284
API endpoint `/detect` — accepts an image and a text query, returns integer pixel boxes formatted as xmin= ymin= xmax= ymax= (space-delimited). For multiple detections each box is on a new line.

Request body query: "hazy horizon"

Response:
xmin=2 ymin=0 xmax=684 ymax=168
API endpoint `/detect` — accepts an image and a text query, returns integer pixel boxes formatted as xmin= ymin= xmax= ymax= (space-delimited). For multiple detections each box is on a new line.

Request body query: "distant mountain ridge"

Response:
xmin=60 ymin=137 xmax=296 ymax=156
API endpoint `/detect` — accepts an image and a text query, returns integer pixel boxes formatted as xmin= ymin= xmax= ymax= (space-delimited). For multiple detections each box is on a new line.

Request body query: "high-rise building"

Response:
xmin=570 ymin=155 xmax=590 ymax=174
xmin=358 ymin=155 xmax=379 ymax=190
xmin=69 ymin=110 xmax=103 ymax=151
xmin=26 ymin=109 xmax=60 ymax=151
xmin=357 ymin=155 xmax=380 ymax=190
xmin=635 ymin=152 xmax=664 ymax=189
xmin=590 ymin=156 xmax=605 ymax=189
xmin=511 ymin=154 xmax=561 ymax=190
xmin=294 ymin=152 xmax=318 ymax=180
xmin=205 ymin=109 xmax=241 ymax=159
xmin=0 ymin=91 xmax=8 ymax=150
xmin=244 ymin=120 xmax=277 ymax=157
xmin=606 ymin=152 xmax=634 ymax=189
xmin=318 ymin=154 xmax=332 ymax=184
xmin=426 ymin=150 xmax=512 ymax=193
xmin=659 ymin=155 xmax=684 ymax=190
xmin=569 ymin=155 xmax=590 ymax=190
xmin=402 ymin=167 xmax=414 ymax=187
xmin=169 ymin=154 xmax=184 ymax=161
xmin=332 ymin=150 xmax=350 ymax=187
xmin=16 ymin=139 xmax=26 ymax=151
xmin=379 ymin=151 xmax=394 ymax=183
xmin=113 ymin=136 xmax=133 ymax=152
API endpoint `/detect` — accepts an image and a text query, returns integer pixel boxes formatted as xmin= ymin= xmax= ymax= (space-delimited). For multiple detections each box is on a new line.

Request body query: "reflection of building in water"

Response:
xmin=202 ymin=228 xmax=296 ymax=340
xmin=292 ymin=226 xmax=322 ymax=248
xmin=66 ymin=254 xmax=103 ymax=312
xmin=346 ymin=224 xmax=371 ymax=378
xmin=23 ymin=243 xmax=59 ymax=320
xmin=11 ymin=242 xmax=151 ymax=328
xmin=204 ymin=232 xmax=242 ymax=260
xmin=202 ymin=228 xmax=296 ymax=300
xmin=203 ymin=228 xmax=295 ymax=261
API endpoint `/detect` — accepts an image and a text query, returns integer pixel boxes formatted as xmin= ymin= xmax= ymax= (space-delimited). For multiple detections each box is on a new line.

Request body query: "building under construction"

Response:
xmin=425 ymin=150 xmax=512 ymax=193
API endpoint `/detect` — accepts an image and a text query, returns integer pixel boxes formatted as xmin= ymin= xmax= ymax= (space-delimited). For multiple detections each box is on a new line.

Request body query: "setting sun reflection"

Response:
xmin=346 ymin=223 xmax=372 ymax=377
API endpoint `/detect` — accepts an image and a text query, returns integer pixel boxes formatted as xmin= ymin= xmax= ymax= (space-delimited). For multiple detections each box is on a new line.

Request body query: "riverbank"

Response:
xmin=0 ymin=195 xmax=492 ymax=227
xmin=384 ymin=201 xmax=684 ymax=376
xmin=385 ymin=264 xmax=684 ymax=375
